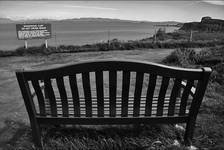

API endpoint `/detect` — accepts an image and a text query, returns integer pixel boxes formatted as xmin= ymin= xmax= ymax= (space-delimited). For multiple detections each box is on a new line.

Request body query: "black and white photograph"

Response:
xmin=0 ymin=1 xmax=224 ymax=149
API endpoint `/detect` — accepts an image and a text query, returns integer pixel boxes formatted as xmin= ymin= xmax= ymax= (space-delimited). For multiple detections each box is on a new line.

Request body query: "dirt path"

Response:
xmin=0 ymin=49 xmax=174 ymax=148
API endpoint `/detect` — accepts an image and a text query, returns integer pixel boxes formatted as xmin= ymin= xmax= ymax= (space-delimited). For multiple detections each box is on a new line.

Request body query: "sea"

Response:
xmin=0 ymin=20 xmax=179 ymax=50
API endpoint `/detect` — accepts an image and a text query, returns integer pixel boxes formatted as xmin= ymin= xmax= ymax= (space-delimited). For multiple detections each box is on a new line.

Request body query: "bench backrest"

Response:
xmin=16 ymin=60 xmax=211 ymax=121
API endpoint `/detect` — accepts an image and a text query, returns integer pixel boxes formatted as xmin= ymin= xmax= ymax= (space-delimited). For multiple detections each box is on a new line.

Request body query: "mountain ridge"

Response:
xmin=0 ymin=17 xmax=182 ymax=25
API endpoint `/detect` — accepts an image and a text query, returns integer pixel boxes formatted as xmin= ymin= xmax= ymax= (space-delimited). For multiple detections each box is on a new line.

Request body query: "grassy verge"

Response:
xmin=1 ymin=38 xmax=224 ymax=57
xmin=142 ymin=30 xmax=224 ymax=42
xmin=163 ymin=46 xmax=224 ymax=149
xmin=5 ymin=122 xmax=185 ymax=150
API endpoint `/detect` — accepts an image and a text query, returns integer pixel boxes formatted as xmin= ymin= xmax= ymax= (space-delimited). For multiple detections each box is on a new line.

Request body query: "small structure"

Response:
xmin=201 ymin=16 xmax=212 ymax=22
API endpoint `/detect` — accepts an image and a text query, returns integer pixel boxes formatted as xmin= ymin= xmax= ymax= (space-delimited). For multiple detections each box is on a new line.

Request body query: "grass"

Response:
xmin=4 ymin=120 xmax=185 ymax=150
xmin=163 ymin=46 xmax=224 ymax=149
xmin=145 ymin=31 xmax=224 ymax=42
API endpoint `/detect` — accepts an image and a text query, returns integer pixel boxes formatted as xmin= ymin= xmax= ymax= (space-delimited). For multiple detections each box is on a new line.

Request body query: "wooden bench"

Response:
xmin=16 ymin=60 xmax=212 ymax=149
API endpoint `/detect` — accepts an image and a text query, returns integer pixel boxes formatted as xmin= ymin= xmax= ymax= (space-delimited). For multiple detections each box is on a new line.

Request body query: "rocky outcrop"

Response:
xmin=180 ymin=17 xmax=224 ymax=32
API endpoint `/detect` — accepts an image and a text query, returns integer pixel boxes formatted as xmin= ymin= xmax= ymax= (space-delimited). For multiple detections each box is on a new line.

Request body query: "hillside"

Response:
xmin=0 ymin=18 xmax=15 ymax=24
xmin=180 ymin=16 xmax=224 ymax=32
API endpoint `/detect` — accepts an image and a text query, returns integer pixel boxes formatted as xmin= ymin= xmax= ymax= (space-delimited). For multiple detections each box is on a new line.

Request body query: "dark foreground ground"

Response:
xmin=0 ymin=47 xmax=223 ymax=150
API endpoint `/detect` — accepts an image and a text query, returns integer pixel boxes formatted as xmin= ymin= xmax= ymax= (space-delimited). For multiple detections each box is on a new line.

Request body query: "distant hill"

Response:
xmin=180 ymin=16 xmax=224 ymax=32
xmin=62 ymin=18 xmax=143 ymax=23
xmin=0 ymin=18 xmax=57 ymax=24
xmin=61 ymin=18 xmax=181 ymax=24
xmin=0 ymin=17 xmax=181 ymax=25
xmin=0 ymin=18 xmax=15 ymax=24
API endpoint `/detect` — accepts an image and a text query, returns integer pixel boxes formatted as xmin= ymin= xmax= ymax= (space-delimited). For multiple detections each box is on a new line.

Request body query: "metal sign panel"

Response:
xmin=16 ymin=24 xmax=51 ymax=40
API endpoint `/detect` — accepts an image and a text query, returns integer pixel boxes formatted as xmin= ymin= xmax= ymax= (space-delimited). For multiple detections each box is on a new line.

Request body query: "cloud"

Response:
xmin=202 ymin=0 xmax=224 ymax=5
xmin=63 ymin=5 xmax=118 ymax=11
xmin=184 ymin=1 xmax=202 ymax=6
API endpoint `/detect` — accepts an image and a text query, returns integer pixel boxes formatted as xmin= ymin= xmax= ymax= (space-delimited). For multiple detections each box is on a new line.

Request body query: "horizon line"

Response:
xmin=1 ymin=16 xmax=210 ymax=23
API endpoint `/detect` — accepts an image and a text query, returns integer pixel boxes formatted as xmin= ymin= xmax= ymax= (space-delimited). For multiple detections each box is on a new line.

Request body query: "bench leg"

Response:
xmin=184 ymin=120 xmax=195 ymax=146
xmin=30 ymin=123 xmax=43 ymax=150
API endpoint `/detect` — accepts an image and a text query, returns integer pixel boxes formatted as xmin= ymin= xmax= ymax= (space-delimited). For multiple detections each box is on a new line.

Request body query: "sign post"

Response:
xmin=16 ymin=24 xmax=51 ymax=48
xmin=190 ymin=30 xmax=193 ymax=42
xmin=45 ymin=39 xmax=48 ymax=48
xmin=24 ymin=40 xmax=28 ymax=49
xmin=54 ymin=34 xmax=57 ymax=49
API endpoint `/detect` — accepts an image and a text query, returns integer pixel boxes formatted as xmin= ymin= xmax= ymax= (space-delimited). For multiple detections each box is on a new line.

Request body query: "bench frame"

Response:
xmin=16 ymin=60 xmax=211 ymax=149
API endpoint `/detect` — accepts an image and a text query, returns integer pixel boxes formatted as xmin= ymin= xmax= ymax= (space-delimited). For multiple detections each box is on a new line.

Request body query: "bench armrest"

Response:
xmin=181 ymin=81 xmax=196 ymax=96
xmin=31 ymin=82 xmax=45 ymax=98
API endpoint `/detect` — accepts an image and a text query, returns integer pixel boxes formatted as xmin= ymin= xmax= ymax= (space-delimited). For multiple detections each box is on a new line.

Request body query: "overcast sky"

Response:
xmin=0 ymin=1 xmax=224 ymax=22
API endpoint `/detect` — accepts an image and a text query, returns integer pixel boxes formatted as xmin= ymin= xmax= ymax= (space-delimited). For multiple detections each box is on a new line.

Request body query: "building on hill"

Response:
xmin=201 ymin=16 xmax=212 ymax=22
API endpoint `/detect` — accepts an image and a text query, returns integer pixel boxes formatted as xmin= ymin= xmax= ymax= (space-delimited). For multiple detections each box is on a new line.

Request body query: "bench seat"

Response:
xmin=42 ymin=97 xmax=189 ymax=117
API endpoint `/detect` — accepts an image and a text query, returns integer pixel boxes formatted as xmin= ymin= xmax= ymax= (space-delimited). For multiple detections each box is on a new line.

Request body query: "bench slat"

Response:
xmin=22 ymin=60 xmax=204 ymax=80
xmin=109 ymin=70 xmax=117 ymax=117
xmin=133 ymin=72 xmax=144 ymax=117
xmin=168 ymin=78 xmax=182 ymax=116
xmin=44 ymin=79 xmax=57 ymax=117
xmin=179 ymin=80 xmax=194 ymax=115
xmin=36 ymin=116 xmax=189 ymax=125
xmin=44 ymin=97 xmax=186 ymax=117
xmin=56 ymin=77 xmax=69 ymax=117
xmin=31 ymin=80 xmax=46 ymax=116
xmin=42 ymin=103 xmax=186 ymax=116
xmin=41 ymin=111 xmax=184 ymax=118
xmin=45 ymin=103 xmax=182 ymax=109
xmin=145 ymin=74 xmax=157 ymax=116
xmin=95 ymin=71 xmax=104 ymax=117
xmin=157 ymin=76 xmax=170 ymax=116
xmin=121 ymin=71 xmax=130 ymax=117
xmin=82 ymin=72 xmax=92 ymax=117
xmin=45 ymin=96 xmax=181 ymax=104
xmin=69 ymin=75 xmax=80 ymax=117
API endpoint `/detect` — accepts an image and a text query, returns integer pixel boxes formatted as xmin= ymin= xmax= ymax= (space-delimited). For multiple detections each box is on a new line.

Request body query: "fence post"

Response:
xmin=45 ymin=39 xmax=48 ymax=48
xmin=24 ymin=40 xmax=28 ymax=49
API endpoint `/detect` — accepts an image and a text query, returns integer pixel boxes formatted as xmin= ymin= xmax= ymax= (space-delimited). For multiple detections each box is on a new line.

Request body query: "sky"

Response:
xmin=0 ymin=1 xmax=224 ymax=22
